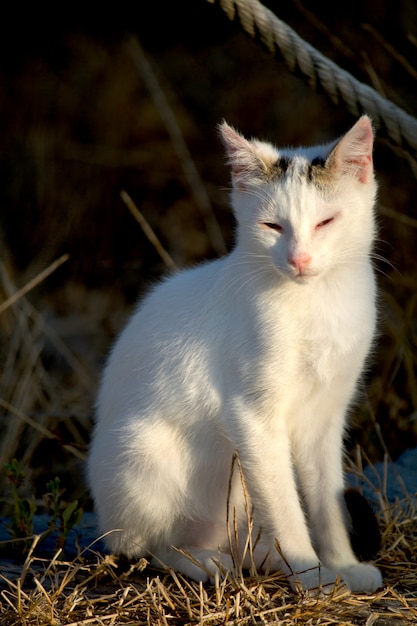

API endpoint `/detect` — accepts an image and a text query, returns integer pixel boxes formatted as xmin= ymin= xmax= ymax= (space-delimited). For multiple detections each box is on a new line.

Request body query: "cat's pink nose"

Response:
xmin=288 ymin=252 xmax=311 ymax=273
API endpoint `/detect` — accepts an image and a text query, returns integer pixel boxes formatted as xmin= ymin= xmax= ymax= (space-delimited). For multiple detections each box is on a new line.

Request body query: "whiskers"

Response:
xmin=325 ymin=243 xmax=394 ymax=278
xmin=370 ymin=252 xmax=397 ymax=279
xmin=224 ymin=253 xmax=280 ymax=298
xmin=371 ymin=235 xmax=398 ymax=278
xmin=339 ymin=244 xmax=397 ymax=279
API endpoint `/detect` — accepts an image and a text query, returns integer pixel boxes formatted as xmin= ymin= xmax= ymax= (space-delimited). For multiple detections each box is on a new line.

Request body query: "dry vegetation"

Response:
xmin=0 ymin=491 xmax=417 ymax=624
xmin=0 ymin=0 xmax=417 ymax=623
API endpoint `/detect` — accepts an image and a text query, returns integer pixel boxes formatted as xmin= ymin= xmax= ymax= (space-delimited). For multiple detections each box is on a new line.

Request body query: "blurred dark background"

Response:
xmin=0 ymin=0 xmax=416 ymax=511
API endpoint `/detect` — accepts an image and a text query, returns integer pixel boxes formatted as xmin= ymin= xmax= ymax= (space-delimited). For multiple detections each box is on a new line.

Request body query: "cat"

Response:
xmin=87 ymin=116 xmax=383 ymax=594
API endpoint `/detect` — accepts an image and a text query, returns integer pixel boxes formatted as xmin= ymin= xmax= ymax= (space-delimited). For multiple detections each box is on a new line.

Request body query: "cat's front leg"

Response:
xmin=228 ymin=400 xmax=340 ymax=592
xmin=294 ymin=413 xmax=382 ymax=593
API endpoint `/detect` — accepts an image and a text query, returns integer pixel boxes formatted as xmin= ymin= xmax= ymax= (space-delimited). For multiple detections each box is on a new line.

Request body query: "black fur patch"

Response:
xmin=273 ymin=156 xmax=291 ymax=177
xmin=344 ymin=488 xmax=381 ymax=561
xmin=306 ymin=157 xmax=327 ymax=183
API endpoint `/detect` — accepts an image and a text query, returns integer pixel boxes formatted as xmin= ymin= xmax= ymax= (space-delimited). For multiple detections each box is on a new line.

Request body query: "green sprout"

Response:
xmin=4 ymin=458 xmax=36 ymax=552
xmin=3 ymin=460 xmax=83 ymax=555
xmin=43 ymin=476 xmax=83 ymax=550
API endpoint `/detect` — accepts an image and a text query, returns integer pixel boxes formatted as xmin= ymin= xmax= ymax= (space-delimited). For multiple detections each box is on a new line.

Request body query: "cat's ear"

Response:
xmin=329 ymin=116 xmax=374 ymax=184
xmin=218 ymin=121 xmax=268 ymax=188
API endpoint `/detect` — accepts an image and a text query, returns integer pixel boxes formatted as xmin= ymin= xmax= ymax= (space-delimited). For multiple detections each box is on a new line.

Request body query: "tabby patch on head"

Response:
xmin=306 ymin=157 xmax=329 ymax=184
xmin=269 ymin=155 xmax=330 ymax=186
xmin=273 ymin=156 xmax=291 ymax=177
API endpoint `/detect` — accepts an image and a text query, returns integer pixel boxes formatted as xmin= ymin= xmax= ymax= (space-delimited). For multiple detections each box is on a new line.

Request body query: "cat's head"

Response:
xmin=219 ymin=117 xmax=377 ymax=283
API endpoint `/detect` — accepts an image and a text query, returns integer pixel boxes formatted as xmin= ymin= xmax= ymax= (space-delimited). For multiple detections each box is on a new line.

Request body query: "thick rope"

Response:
xmin=207 ymin=0 xmax=417 ymax=154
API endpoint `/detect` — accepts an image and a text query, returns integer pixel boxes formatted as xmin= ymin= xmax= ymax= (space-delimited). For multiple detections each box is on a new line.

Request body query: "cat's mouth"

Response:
xmin=289 ymin=268 xmax=319 ymax=283
xmin=275 ymin=264 xmax=319 ymax=283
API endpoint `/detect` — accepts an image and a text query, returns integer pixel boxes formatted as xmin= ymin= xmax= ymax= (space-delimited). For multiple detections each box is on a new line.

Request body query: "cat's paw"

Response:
xmin=338 ymin=563 xmax=382 ymax=593
xmin=200 ymin=552 xmax=235 ymax=583
xmin=152 ymin=548 xmax=235 ymax=583
xmin=289 ymin=565 xmax=341 ymax=595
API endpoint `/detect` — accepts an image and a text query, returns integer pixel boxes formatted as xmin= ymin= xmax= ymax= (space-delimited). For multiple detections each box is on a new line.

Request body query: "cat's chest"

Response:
xmin=255 ymin=274 xmax=376 ymax=384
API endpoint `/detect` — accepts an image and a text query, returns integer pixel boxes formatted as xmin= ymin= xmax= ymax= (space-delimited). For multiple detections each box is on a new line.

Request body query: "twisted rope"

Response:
xmin=207 ymin=0 xmax=417 ymax=154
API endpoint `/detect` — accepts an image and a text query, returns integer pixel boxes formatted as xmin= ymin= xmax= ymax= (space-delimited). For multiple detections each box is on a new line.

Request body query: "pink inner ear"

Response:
xmin=219 ymin=122 xmax=259 ymax=186
xmin=335 ymin=116 xmax=374 ymax=184
xmin=346 ymin=153 xmax=373 ymax=184
xmin=219 ymin=123 xmax=250 ymax=159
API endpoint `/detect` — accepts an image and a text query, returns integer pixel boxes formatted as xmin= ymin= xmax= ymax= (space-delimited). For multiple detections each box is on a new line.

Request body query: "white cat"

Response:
xmin=87 ymin=116 xmax=382 ymax=593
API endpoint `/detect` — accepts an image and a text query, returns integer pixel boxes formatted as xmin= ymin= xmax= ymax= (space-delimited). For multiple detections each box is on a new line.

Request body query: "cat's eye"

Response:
xmin=262 ymin=222 xmax=283 ymax=232
xmin=316 ymin=217 xmax=334 ymax=229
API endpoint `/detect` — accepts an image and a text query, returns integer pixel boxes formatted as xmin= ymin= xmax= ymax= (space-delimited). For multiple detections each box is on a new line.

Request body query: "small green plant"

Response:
xmin=43 ymin=476 xmax=83 ymax=550
xmin=4 ymin=458 xmax=36 ymax=552
xmin=3 ymin=459 xmax=83 ymax=555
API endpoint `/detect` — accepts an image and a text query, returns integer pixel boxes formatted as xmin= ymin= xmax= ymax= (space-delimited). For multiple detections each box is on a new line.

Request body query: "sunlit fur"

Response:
xmin=88 ymin=117 xmax=382 ymax=593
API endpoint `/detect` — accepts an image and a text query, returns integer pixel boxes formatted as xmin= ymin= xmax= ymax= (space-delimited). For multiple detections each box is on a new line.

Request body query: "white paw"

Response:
xmin=152 ymin=548 xmax=234 ymax=583
xmin=201 ymin=552 xmax=235 ymax=583
xmin=339 ymin=563 xmax=382 ymax=593
xmin=289 ymin=564 xmax=341 ymax=594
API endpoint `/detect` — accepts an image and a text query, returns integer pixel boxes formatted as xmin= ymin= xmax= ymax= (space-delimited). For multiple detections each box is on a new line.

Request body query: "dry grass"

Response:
xmin=0 ymin=259 xmax=93 ymax=507
xmin=1 ymin=492 xmax=416 ymax=625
